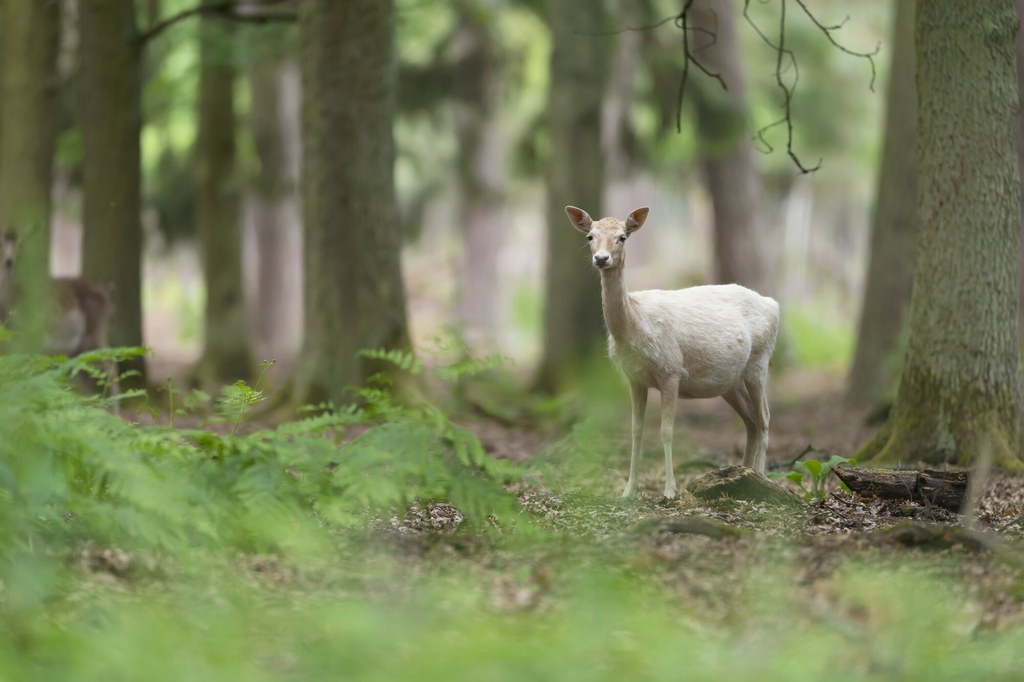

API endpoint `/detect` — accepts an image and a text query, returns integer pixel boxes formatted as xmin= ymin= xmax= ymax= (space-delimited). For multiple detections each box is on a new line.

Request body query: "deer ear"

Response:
xmin=625 ymin=207 xmax=649 ymax=233
xmin=565 ymin=206 xmax=593 ymax=233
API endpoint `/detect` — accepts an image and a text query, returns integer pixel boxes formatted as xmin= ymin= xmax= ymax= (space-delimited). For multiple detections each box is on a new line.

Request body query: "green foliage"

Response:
xmin=0 ymin=346 xmax=525 ymax=610
xmin=771 ymin=454 xmax=854 ymax=499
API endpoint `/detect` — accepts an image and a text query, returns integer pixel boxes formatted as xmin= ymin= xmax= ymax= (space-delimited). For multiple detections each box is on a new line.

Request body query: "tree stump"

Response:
xmin=687 ymin=465 xmax=802 ymax=507
xmin=832 ymin=466 xmax=967 ymax=512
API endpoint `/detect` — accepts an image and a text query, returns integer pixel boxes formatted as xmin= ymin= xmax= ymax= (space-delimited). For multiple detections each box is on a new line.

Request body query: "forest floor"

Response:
xmin=391 ymin=368 xmax=1024 ymax=634
xmin=50 ymin=364 xmax=1024 ymax=678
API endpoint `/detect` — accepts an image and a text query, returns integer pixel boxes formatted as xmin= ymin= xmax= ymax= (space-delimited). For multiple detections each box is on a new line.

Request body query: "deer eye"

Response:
xmin=586 ymin=234 xmax=594 ymax=242
xmin=617 ymin=235 xmax=627 ymax=243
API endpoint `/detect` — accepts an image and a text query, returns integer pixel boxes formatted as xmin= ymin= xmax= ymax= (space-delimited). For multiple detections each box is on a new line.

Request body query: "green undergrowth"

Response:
xmin=2 ymin=347 xmax=1024 ymax=679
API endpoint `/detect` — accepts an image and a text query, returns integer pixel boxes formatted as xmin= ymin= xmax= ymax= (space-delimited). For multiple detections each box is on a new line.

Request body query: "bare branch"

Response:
xmin=793 ymin=0 xmax=879 ymax=92
xmin=675 ymin=0 xmax=727 ymax=133
xmin=139 ymin=0 xmax=295 ymax=45
xmin=743 ymin=0 xmax=820 ymax=173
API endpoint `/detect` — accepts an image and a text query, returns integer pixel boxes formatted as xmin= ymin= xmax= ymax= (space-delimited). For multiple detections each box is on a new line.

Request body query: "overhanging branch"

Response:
xmin=139 ymin=0 xmax=296 ymax=45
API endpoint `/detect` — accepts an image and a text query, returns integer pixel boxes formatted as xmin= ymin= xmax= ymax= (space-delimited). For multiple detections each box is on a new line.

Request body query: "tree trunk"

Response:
xmin=535 ymin=0 xmax=611 ymax=392
xmin=452 ymin=0 xmax=506 ymax=348
xmin=846 ymin=0 xmax=917 ymax=408
xmin=859 ymin=0 xmax=1021 ymax=467
xmin=79 ymin=0 xmax=146 ymax=389
xmin=192 ymin=8 xmax=251 ymax=384
xmin=0 ymin=0 xmax=59 ymax=346
xmin=290 ymin=0 xmax=409 ymax=405
xmin=689 ymin=0 xmax=767 ymax=292
xmin=1017 ymin=0 xmax=1024 ymax=342
xmin=247 ymin=54 xmax=301 ymax=361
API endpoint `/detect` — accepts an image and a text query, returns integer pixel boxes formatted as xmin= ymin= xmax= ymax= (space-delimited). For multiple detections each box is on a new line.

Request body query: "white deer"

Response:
xmin=565 ymin=206 xmax=779 ymax=498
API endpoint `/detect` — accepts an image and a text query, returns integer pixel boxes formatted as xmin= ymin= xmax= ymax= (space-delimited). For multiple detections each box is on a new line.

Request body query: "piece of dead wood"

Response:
xmin=688 ymin=465 xmax=803 ymax=507
xmin=832 ymin=466 xmax=967 ymax=512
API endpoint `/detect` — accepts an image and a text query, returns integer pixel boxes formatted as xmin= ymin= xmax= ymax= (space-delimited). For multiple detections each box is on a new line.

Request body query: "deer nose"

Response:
xmin=593 ymin=253 xmax=610 ymax=267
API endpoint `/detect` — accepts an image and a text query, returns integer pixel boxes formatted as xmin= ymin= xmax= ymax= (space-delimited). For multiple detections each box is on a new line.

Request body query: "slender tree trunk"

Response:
xmin=291 ymin=0 xmax=409 ymax=404
xmin=193 ymin=8 xmax=251 ymax=384
xmin=689 ymin=0 xmax=767 ymax=292
xmin=0 ymin=0 xmax=59 ymax=346
xmin=860 ymin=0 xmax=1021 ymax=467
xmin=79 ymin=0 xmax=146 ymax=388
xmin=247 ymin=56 xmax=301 ymax=360
xmin=453 ymin=1 xmax=506 ymax=347
xmin=846 ymin=0 xmax=917 ymax=408
xmin=535 ymin=0 xmax=611 ymax=392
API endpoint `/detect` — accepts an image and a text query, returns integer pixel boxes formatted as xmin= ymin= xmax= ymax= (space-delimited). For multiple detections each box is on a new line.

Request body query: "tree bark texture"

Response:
xmin=860 ymin=0 xmax=1021 ymax=467
xmin=846 ymin=0 xmax=917 ymax=408
xmin=453 ymin=0 xmax=506 ymax=347
xmin=832 ymin=466 xmax=967 ymax=512
xmin=689 ymin=0 xmax=767 ymax=293
xmin=79 ymin=0 xmax=146 ymax=388
xmin=194 ymin=8 xmax=251 ymax=384
xmin=535 ymin=0 xmax=611 ymax=392
xmin=291 ymin=0 xmax=409 ymax=404
xmin=1017 ymin=0 xmax=1024 ymax=341
xmin=0 ymin=0 xmax=59 ymax=346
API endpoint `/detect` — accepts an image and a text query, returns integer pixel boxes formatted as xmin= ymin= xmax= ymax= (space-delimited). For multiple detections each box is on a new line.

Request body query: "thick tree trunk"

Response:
xmin=193 ymin=8 xmax=251 ymax=384
xmin=846 ymin=0 xmax=917 ymax=408
xmin=859 ymin=0 xmax=1021 ymax=467
xmin=0 ymin=0 xmax=59 ymax=346
xmin=79 ymin=0 xmax=146 ymax=388
xmin=689 ymin=0 xmax=767 ymax=292
xmin=247 ymin=56 xmax=301 ymax=360
xmin=291 ymin=0 xmax=409 ymax=405
xmin=1017 ymin=0 xmax=1024 ymax=342
xmin=535 ymin=0 xmax=611 ymax=392
xmin=453 ymin=1 xmax=506 ymax=347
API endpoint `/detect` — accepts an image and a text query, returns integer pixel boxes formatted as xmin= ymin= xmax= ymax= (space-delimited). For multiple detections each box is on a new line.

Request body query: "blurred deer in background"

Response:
xmin=565 ymin=206 xmax=780 ymax=498
xmin=1 ymin=229 xmax=120 ymax=403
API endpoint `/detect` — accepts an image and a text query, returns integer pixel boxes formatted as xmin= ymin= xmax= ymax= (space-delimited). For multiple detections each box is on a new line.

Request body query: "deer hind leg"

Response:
xmin=722 ymin=383 xmax=757 ymax=468
xmin=742 ymin=363 xmax=771 ymax=475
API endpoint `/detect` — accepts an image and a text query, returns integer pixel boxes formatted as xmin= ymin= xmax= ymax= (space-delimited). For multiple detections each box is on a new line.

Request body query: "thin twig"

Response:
xmin=792 ymin=0 xmax=879 ymax=92
xmin=675 ymin=0 xmax=727 ymax=133
xmin=745 ymin=0 xmax=820 ymax=173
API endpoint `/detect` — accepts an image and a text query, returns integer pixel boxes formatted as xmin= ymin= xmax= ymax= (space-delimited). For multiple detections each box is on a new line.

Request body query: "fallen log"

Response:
xmin=832 ymin=466 xmax=968 ymax=512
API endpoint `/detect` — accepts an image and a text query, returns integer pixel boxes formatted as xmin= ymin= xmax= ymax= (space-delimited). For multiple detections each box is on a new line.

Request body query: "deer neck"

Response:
xmin=599 ymin=266 xmax=636 ymax=342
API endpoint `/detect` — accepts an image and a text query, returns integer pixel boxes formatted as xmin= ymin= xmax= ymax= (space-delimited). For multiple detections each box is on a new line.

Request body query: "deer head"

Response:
xmin=565 ymin=206 xmax=649 ymax=271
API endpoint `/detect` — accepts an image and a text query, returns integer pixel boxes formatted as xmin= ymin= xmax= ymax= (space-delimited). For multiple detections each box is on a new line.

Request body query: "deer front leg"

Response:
xmin=659 ymin=376 xmax=680 ymax=499
xmin=623 ymin=381 xmax=647 ymax=498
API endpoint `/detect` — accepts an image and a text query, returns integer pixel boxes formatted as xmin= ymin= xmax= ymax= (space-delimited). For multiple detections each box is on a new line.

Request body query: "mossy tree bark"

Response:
xmin=80 ymin=0 xmax=146 ymax=388
xmin=290 ymin=0 xmax=410 ymax=405
xmin=846 ymin=0 xmax=916 ymax=409
xmin=689 ymin=0 xmax=767 ymax=293
xmin=0 ymin=0 xmax=59 ymax=347
xmin=859 ymin=0 xmax=1021 ymax=468
xmin=192 ymin=7 xmax=252 ymax=385
xmin=1017 ymin=0 xmax=1024 ymax=342
xmin=535 ymin=0 xmax=611 ymax=393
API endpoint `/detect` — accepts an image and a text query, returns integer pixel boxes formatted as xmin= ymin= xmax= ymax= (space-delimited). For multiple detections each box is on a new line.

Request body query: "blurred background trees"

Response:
xmin=6 ymin=0 xmax=1020 ymax=464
